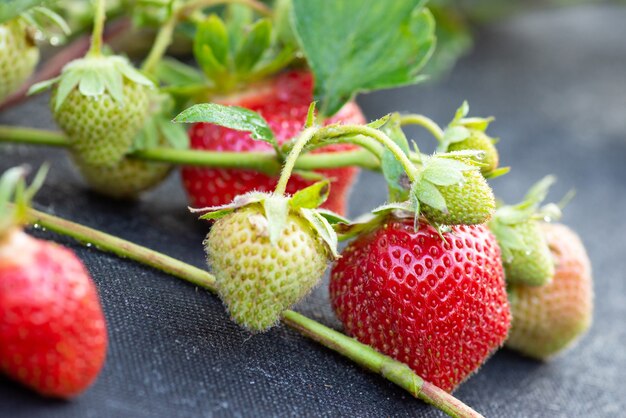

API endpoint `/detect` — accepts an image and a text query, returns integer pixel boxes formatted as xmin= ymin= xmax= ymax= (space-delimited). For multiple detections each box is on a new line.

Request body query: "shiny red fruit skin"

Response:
xmin=182 ymin=70 xmax=366 ymax=215
xmin=330 ymin=218 xmax=511 ymax=392
xmin=0 ymin=230 xmax=107 ymax=398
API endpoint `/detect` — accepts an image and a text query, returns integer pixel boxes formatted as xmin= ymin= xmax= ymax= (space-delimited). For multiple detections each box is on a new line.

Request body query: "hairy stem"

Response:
xmin=316 ymin=125 xmax=421 ymax=181
xmin=399 ymin=114 xmax=444 ymax=141
xmin=274 ymin=128 xmax=315 ymax=195
xmin=141 ymin=13 xmax=177 ymax=74
xmin=0 ymin=125 xmax=380 ymax=172
xmin=87 ymin=0 xmax=107 ymax=57
xmin=25 ymin=208 xmax=481 ymax=418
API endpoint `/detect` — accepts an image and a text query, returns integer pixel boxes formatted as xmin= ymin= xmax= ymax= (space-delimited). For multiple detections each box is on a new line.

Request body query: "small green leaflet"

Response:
xmin=234 ymin=19 xmax=272 ymax=75
xmin=193 ymin=14 xmax=229 ymax=80
xmin=300 ymin=208 xmax=339 ymax=259
xmin=380 ymin=115 xmax=411 ymax=202
xmin=290 ymin=180 xmax=330 ymax=210
xmin=173 ymin=103 xmax=277 ymax=149
xmin=0 ymin=0 xmax=55 ymax=23
xmin=264 ymin=196 xmax=289 ymax=245
xmin=413 ymin=180 xmax=448 ymax=213
xmin=291 ymin=0 xmax=435 ymax=116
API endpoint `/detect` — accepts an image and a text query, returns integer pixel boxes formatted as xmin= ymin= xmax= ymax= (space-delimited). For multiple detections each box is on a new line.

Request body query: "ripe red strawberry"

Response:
xmin=330 ymin=217 xmax=511 ymax=392
xmin=0 ymin=229 xmax=107 ymax=398
xmin=181 ymin=70 xmax=365 ymax=216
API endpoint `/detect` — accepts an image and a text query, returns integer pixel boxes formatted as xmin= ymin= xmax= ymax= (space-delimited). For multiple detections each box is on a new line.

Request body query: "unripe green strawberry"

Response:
xmin=500 ymin=220 xmax=554 ymax=286
xmin=506 ymin=223 xmax=592 ymax=359
xmin=205 ymin=204 xmax=330 ymax=331
xmin=420 ymin=169 xmax=495 ymax=225
xmin=0 ymin=19 xmax=39 ymax=101
xmin=448 ymin=130 xmax=498 ymax=175
xmin=30 ymin=55 xmax=154 ymax=167
xmin=52 ymin=76 xmax=150 ymax=167
xmin=71 ymin=152 xmax=172 ymax=199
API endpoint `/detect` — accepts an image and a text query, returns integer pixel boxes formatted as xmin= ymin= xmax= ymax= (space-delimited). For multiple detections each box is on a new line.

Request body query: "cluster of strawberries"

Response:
xmin=0 ymin=0 xmax=592 ymax=413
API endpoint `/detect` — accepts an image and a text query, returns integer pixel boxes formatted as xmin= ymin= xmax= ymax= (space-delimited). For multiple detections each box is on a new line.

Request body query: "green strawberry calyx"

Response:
xmin=489 ymin=175 xmax=567 ymax=262
xmin=190 ymin=182 xmax=343 ymax=260
xmin=0 ymin=165 xmax=48 ymax=237
xmin=438 ymin=101 xmax=508 ymax=178
xmin=28 ymin=54 xmax=154 ymax=111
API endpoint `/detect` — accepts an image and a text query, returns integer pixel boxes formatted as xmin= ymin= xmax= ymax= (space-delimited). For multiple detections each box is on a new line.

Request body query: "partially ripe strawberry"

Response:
xmin=182 ymin=70 xmax=365 ymax=215
xmin=330 ymin=217 xmax=511 ymax=392
xmin=0 ymin=19 xmax=38 ymax=101
xmin=206 ymin=204 xmax=330 ymax=331
xmin=0 ymin=229 xmax=108 ymax=398
xmin=420 ymin=169 xmax=495 ymax=225
xmin=506 ymin=223 xmax=592 ymax=359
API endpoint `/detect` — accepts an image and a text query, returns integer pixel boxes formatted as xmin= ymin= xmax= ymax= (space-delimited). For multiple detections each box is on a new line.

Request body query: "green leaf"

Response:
xmin=460 ymin=116 xmax=494 ymax=132
xmin=291 ymin=0 xmax=435 ymax=116
xmin=422 ymin=164 xmax=463 ymax=186
xmin=78 ymin=70 xmax=105 ymax=97
xmin=290 ymin=180 xmax=330 ymax=209
xmin=234 ymin=19 xmax=272 ymax=74
xmin=300 ymin=208 xmax=339 ymax=259
xmin=174 ymin=103 xmax=277 ymax=149
xmin=421 ymin=157 xmax=472 ymax=186
xmin=194 ymin=14 xmax=230 ymax=79
xmin=305 ymin=102 xmax=317 ymax=128
xmin=380 ymin=115 xmax=411 ymax=201
xmin=0 ymin=0 xmax=55 ymax=23
xmin=264 ymin=196 xmax=289 ymax=245
xmin=442 ymin=125 xmax=470 ymax=144
xmin=451 ymin=101 xmax=469 ymax=124
xmin=484 ymin=166 xmax=510 ymax=179
xmin=54 ymin=70 xmax=81 ymax=110
xmin=371 ymin=201 xmax=413 ymax=216
xmin=415 ymin=180 xmax=447 ymax=213
xmin=155 ymin=57 xmax=205 ymax=86
xmin=367 ymin=114 xmax=391 ymax=129
xmin=316 ymin=209 xmax=349 ymax=224
xmin=225 ymin=3 xmax=253 ymax=53
xmin=27 ymin=76 xmax=60 ymax=95
xmin=156 ymin=117 xmax=188 ymax=150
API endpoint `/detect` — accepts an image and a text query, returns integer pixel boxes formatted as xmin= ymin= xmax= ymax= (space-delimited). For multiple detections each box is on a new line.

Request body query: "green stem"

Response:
xmin=87 ymin=0 xmax=107 ymax=57
xmin=141 ymin=13 xmax=177 ymax=74
xmin=399 ymin=114 xmax=444 ymax=141
xmin=274 ymin=128 xmax=315 ymax=195
xmin=25 ymin=208 xmax=482 ymax=418
xmin=0 ymin=125 xmax=380 ymax=172
xmin=316 ymin=125 xmax=421 ymax=181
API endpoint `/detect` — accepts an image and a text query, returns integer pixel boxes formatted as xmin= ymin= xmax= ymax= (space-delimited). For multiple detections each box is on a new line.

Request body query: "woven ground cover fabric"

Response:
xmin=0 ymin=5 xmax=625 ymax=417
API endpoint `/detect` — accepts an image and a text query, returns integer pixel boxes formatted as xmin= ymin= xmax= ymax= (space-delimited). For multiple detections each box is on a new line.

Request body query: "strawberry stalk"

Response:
xmin=24 ymin=207 xmax=482 ymax=418
xmin=399 ymin=114 xmax=444 ymax=141
xmin=87 ymin=0 xmax=107 ymax=57
xmin=0 ymin=125 xmax=380 ymax=171
xmin=313 ymin=124 xmax=422 ymax=181
xmin=274 ymin=127 xmax=316 ymax=195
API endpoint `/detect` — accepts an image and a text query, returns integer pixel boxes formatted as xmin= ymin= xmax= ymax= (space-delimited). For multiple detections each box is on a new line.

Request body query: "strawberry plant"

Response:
xmin=0 ymin=0 xmax=596 ymax=416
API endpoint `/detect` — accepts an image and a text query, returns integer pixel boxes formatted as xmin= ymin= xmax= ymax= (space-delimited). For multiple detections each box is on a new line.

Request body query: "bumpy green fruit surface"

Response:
xmin=0 ymin=20 xmax=39 ymax=101
xmin=205 ymin=205 xmax=329 ymax=331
